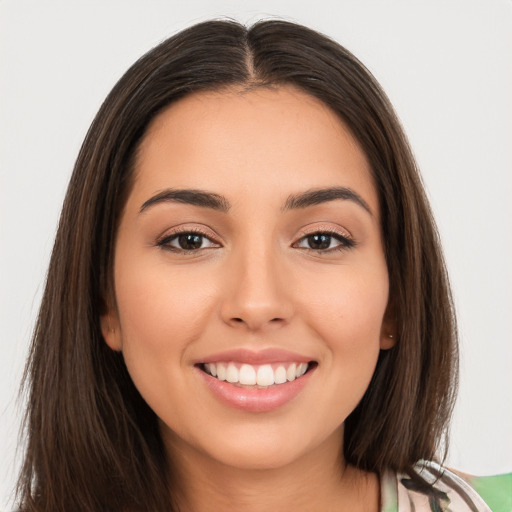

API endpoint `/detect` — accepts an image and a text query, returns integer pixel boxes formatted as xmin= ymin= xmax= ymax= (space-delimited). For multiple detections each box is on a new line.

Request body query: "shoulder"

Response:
xmin=455 ymin=471 xmax=512 ymax=512
xmin=381 ymin=461 xmax=512 ymax=512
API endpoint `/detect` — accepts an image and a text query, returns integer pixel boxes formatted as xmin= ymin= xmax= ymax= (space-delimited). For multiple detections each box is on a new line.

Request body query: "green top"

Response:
xmin=380 ymin=461 xmax=512 ymax=512
xmin=467 ymin=473 xmax=512 ymax=512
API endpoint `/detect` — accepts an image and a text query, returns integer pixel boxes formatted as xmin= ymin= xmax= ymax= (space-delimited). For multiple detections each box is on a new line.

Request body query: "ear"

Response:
xmin=100 ymin=306 xmax=123 ymax=352
xmin=379 ymin=301 xmax=397 ymax=350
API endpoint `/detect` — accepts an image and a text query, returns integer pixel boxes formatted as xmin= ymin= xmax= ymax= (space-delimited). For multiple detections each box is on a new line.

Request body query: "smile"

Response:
xmin=202 ymin=361 xmax=310 ymax=387
xmin=195 ymin=349 xmax=317 ymax=412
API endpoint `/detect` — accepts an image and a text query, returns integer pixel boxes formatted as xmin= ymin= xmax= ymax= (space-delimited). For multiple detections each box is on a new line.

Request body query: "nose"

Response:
xmin=220 ymin=245 xmax=294 ymax=332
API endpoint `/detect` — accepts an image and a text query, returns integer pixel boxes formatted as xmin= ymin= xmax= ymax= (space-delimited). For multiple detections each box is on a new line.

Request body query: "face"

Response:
xmin=102 ymin=86 xmax=394 ymax=471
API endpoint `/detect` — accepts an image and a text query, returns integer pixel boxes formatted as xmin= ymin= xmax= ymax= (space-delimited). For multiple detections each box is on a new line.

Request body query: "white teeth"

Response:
xmin=216 ymin=363 xmax=227 ymax=381
xmin=226 ymin=363 xmax=238 ymax=383
xmin=274 ymin=365 xmax=287 ymax=384
xmin=203 ymin=361 xmax=311 ymax=386
xmin=286 ymin=363 xmax=297 ymax=382
xmin=256 ymin=365 xmax=275 ymax=386
xmin=239 ymin=364 xmax=256 ymax=385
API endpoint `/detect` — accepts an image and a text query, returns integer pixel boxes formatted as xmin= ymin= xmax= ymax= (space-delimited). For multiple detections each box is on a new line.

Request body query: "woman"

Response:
xmin=16 ymin=19 xmax=510 ymax=512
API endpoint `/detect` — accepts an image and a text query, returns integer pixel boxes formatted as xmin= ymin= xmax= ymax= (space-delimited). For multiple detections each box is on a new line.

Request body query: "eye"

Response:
xmin=294 ymin=232 xmax=355 ymax=252
xmin=157 ymin=231 xmax=220 ymax=252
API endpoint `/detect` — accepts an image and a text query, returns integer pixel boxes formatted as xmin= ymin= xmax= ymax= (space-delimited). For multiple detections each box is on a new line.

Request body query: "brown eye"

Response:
xmin=306 ymin=234 xmax=332 ymax=250
xmin=295 ymin=231 xmax=355 ymax=252
xmin=157 ymin=231 xmax=219 ymax=252
xmin=177 ymin=233 xmax=203 ymax=250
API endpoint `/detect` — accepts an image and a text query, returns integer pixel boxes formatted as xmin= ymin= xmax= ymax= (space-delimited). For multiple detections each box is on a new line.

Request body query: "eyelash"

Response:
xmin=293 ymin=229 xmax=356 ymax=253
xmin=156 ymin=228 xmax=356 ymax=254
xmin=156 ymin=228 xmax=220 ymax=253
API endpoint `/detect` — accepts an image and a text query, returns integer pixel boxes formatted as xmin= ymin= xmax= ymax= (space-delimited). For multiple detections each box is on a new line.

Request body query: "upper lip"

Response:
xmin=195 ymin=348 xmax=314 ymax=365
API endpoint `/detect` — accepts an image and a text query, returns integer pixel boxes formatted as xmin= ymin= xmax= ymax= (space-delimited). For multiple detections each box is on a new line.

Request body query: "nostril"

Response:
xmin=226 ymin=314 xmax=288 ymax=330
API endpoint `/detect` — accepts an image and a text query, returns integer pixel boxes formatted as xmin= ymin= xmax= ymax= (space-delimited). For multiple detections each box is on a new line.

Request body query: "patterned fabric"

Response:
xmin=380 ymin=461 xmax=512 ymax=512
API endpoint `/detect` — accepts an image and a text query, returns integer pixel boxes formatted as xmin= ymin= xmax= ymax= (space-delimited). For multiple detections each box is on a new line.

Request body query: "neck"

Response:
xmin=163 ymin=428 xmax=380 ymax=512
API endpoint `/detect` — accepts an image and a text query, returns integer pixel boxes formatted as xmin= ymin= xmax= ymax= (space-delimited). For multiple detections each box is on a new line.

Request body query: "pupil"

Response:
xmin=308 ymin=234 xmax=330 ymax=250
xmin=179 ymin=234 xmax=202 ymax=250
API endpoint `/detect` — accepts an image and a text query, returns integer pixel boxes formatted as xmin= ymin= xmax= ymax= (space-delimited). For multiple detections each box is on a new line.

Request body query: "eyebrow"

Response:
xmin=139 ymin=189 xmax=231 ymax=213
xmin=139 ymin=186 xmax=372 ymax=216
xmin=283 ymin=187 xmax=373 ymax=215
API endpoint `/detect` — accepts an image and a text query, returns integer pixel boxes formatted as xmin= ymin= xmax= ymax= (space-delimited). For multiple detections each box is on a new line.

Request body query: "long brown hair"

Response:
xmin=18 ymin=19 xmax=458 ymax=511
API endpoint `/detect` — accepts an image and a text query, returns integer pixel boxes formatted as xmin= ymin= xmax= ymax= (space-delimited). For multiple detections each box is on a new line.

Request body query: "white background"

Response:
xmin=1 ymin=0 xmax=511 ymax=509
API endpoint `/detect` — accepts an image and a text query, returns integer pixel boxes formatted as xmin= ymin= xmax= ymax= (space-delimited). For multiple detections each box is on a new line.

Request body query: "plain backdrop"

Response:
xmin=1 ymin=0 xmax=511 ymax=509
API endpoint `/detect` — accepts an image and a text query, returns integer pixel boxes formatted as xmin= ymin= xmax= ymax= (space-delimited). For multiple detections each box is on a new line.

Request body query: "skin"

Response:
xmin=102 ymin=86 xmax=395 ymax=512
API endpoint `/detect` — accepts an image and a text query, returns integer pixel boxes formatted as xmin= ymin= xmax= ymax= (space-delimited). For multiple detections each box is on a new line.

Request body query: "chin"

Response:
xmin=194 ymin=419 xmax=342 ymax=472
xmin=209 ymin=442 xmax=308 ymax=471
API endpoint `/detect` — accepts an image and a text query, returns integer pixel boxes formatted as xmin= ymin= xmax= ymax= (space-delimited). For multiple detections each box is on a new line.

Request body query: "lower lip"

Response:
xmin=197 ymin=366 xmax=315 ymax=412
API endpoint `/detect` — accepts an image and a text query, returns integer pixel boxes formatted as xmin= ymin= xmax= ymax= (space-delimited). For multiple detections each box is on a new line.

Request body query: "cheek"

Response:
xmin=112 ymin=257 xmax=217 ymax=395
xmin=298 ymin=265 xmax=389 ymax=341
xmin=115 ymin=257 xmax=216 ymax=339
xmin=296 ymin=263 xmax=388 ymax=397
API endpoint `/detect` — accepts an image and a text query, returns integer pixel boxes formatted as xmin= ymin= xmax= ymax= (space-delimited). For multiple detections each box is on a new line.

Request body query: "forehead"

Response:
xmin=133 ymin=86 xmax=378 ymax=213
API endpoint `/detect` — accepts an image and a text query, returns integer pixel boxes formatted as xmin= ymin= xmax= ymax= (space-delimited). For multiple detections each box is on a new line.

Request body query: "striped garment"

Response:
xmin=380 ymin=461 xmax=511 ymax=512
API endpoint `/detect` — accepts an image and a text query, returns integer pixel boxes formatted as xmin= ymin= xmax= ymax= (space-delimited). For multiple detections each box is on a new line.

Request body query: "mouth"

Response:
xmin=194 ymin=349 xmax=317 ymax=412
xmin=199 ymin=361 xmax=317 ymax=388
